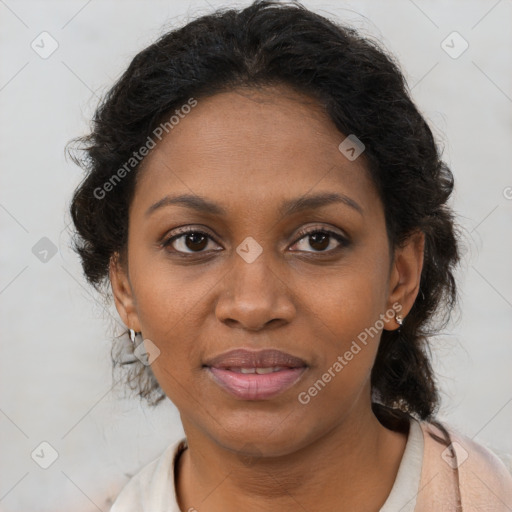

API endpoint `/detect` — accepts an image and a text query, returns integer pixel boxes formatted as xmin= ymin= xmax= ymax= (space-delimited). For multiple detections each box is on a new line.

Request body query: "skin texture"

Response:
xmin=110 ymin=84 xmax=425 ymax=511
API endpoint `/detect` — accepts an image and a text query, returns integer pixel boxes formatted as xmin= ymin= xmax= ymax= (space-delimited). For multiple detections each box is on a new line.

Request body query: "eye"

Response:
xmin=290 ymin=227 xmax=349 ymax=253
xmin=161 ymin=225 xmax=349 ymax=256
xmin=162 ymin=227 xmax=221 ymax=254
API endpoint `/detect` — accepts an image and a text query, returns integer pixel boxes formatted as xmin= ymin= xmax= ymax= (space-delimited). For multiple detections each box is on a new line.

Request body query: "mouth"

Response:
xmin=203 ymin=348 xmax=308 ymax=400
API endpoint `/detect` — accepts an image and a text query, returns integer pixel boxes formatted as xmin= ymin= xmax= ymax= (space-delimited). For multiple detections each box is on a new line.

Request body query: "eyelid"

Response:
xmin=160 ymin=225 xmax=219 ymax=247
xmin=293 ymin=224 xmax=348 ymax=243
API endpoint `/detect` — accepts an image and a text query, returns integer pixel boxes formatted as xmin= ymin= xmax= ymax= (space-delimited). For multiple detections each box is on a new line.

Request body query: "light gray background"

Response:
xmin=1 ymin=1 xmax=511 ymax=511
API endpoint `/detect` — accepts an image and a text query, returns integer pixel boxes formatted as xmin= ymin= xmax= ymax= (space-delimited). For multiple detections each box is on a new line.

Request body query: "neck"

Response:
xmin=176 ymin=399 xmax=408 ymax=512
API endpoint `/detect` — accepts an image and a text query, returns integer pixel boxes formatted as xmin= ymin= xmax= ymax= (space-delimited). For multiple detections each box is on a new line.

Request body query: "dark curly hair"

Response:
xmin=68 ymin=0 xmax=460 ymax=420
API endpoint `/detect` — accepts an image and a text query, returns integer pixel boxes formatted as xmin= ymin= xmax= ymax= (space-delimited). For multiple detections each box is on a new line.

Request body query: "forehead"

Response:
xmin=132 ymin=85 xmax=379 ymax=218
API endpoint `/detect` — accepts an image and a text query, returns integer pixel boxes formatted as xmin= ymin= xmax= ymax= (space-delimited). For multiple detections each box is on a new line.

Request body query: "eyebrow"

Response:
xmin=145 ymin=191 xmax=363 ymax=218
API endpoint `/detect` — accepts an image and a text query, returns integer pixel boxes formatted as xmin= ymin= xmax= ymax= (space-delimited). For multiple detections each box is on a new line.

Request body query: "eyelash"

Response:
xmin=161 ymin=226 xmax=349 ymax=256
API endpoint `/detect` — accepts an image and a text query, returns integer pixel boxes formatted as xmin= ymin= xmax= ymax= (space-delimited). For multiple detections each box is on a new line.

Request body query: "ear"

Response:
xmin=383 ymin=230 xmax=425 ymax=331
xmin=109 ymin=252 xmax=142 ymax=332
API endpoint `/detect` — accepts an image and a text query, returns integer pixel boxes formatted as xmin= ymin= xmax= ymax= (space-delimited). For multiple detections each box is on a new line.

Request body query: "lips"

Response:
xmin=203 ymin=348 xmax=308 ymax=400
xmin=203 ymin=348 xmax=307 ymax=370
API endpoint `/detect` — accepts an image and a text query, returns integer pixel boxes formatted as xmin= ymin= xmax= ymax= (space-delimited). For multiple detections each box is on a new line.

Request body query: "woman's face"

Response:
xmin=111 ymin=85 xmax=422 ymax=456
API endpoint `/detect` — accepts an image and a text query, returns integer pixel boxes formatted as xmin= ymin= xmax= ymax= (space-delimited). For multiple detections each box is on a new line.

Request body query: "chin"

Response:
xmin=209 ymin=415 xmax=310 ymax=457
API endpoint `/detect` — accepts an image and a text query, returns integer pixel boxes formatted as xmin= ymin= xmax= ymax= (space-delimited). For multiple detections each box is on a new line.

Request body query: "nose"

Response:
xmin=215 ymin=249 xmax=296 ymax=331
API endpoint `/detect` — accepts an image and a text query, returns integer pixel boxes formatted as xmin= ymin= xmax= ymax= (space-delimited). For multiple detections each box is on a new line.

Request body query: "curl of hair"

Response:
xmin=68 ymin=0 xmax=460 ymax=418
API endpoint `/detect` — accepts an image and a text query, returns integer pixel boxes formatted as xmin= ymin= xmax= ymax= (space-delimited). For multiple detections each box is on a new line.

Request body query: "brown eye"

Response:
xmin=307 ymin=232 xmax=330 ymax=251
xmin=163 ymin=229 xmax=219 ymax=254
xmin=291 ymin=228 xmax=348 ymax=253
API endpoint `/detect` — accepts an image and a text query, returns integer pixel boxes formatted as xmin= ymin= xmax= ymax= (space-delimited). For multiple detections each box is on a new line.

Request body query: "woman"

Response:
xmin=68 ymin=1 xmax=512 ymax=510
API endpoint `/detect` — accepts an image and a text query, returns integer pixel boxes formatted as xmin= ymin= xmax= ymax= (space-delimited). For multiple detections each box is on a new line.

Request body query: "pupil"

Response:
xmin=310 ymin=233 xmax=329 ymax=251
xmin=186 ymin=233 xmax=207 ymax=251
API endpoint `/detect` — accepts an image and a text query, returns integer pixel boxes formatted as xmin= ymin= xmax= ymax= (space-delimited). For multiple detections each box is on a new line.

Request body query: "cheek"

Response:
xmin=294 ymin=259 xmax=390 ymax=399
xmin=128 ymin=240 xmax=220 ymax=334
xmin=300 ymin=255 xmax=389 ymax=342
xmin=293 ymin=298 xmax=384 ymax=427
xmin=126 ymin=254 xmax=215 ymax=391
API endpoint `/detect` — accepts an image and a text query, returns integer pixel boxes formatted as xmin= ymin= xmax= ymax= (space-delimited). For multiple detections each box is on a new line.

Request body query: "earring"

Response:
xmin=129 ymin=328 xmax=138 ymax=344
xmin=395 ymin=314 xmax=403 ymax=326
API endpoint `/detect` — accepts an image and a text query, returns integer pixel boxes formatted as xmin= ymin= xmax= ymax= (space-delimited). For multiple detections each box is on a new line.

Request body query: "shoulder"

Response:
xmin=109 ymin=437 xmax=187 ymax=512
xmin=417 ymin=419 xmax=512 ymax=511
